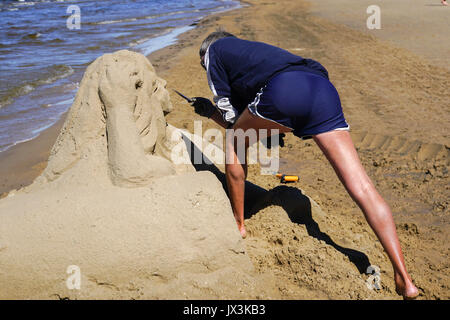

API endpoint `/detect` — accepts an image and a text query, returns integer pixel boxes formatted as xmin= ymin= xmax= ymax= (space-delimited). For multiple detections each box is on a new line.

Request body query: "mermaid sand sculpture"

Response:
xmin=41 ymin=50 xmax=186 ymax=186
xmin=0 ymin=50 xmax=266 ymax=299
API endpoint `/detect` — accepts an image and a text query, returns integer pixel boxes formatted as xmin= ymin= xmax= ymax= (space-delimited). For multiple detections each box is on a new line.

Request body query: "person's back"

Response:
xmin=206 ymin=37 xmax=329 ymax=112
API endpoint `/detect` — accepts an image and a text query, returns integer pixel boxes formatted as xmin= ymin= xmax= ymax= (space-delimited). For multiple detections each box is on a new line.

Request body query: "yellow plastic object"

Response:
xmin=276 ymin=174 xmax=299 ymax=183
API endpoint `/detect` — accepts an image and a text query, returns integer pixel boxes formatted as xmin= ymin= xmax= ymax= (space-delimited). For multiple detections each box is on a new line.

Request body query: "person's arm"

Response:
xmin=209 ymin=108 xmax=231 ymax=129
xmin=205 ymin=44 xmax=238 ymax=125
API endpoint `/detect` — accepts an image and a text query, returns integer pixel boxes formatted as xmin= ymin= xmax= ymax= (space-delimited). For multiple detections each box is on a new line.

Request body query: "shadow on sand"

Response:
xmin=181 ymin=133 xmax=371 ymax=274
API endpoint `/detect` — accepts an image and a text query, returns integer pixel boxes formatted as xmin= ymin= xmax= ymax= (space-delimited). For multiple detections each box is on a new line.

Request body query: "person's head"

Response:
xmin=199 ymin=30 xmax=235 ymax=69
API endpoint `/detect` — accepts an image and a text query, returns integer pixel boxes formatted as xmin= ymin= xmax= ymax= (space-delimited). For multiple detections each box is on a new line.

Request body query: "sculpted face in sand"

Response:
xmin=42 ymin=50 xmax=177 ymax=187
xmin=98 ymin=51 xmax=176 ymax=186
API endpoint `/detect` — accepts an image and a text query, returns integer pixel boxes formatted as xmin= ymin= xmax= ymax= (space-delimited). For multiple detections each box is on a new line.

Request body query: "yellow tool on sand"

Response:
xmin=276 ymin=174 xmax=299 ymax=183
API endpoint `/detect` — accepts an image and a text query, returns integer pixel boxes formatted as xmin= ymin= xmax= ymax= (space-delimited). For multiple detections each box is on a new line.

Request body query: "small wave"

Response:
xmin=22 ymin=32 xmax=42 ymax=39
xmin=90 ymin=17 xmax=138 ymax=25
xmin=143 ymin=8 xmax=204 ymax=20
xmin=52 ymin=97 xmax=74 ymax=106
xmin=88 ymin=7 xmax=203 ymax=26
xmin=0 ymin=64 xmax=74 ymax=109
xmin=133 ymin=25 xmax=195 ymax=56
xmin=48 ymin=38 xmax=64 ymax=43
xmin=0 ymin=84 xmax=33 ymax=108
xmin=85 ymin=45 xmax=101 ymax=51
xmin=30 ymin=121 xmax=56 ymax=135
xmin=39 ymin=65 xmax=74 ymax=85
xmin=0 ymin=136 xmax=36 ymax=153
xmin=13 ymin=1 xmax=36 ymax=6
xmin=0 ymin=123 xmax=54 ymax=152
xmin=0 ymin=103 xmax=49 ymax=120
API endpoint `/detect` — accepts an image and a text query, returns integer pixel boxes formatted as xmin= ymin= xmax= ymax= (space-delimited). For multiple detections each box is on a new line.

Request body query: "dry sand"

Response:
xmin=309 ymin=0 xmax=450 ymax=70
xmin=0 ymin=0 xmax=449 ymax=299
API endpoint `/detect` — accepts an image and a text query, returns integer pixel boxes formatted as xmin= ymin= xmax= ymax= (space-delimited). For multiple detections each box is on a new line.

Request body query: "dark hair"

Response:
xmin=199 ymin=30 xmax=235 ymax=58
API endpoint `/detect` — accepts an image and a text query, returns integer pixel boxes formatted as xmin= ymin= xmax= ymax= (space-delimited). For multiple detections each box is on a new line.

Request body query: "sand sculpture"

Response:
xmin=0 ymin=50 xmax=266 ymax=299
xmin=41 ymin=50 xmax=184 ymax=186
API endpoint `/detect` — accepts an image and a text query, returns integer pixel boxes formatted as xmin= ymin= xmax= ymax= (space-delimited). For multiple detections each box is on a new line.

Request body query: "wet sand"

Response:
xmin=0 ymin=0 xmax=448 ymax=299
xmin=0 ymin=115 xmax=66 ymax=197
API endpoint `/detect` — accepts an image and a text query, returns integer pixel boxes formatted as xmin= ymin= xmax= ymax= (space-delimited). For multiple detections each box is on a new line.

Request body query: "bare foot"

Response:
xmin=240 ymin=227 xmax=247 ymax=239
xmin=395 ymin=272 xmax=419 ymax=300
xmin=442 ymin=0 xmax=449 ymax=6
xmin=237 ymin=224 xmax=247 ymax=238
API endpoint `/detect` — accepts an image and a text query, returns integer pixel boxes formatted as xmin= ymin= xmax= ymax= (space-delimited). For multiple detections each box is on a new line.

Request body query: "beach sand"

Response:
xmin=309 ymin=0 xmax=450 ymax=70
xmin=0 ymin=0 xmax=448 ymax=299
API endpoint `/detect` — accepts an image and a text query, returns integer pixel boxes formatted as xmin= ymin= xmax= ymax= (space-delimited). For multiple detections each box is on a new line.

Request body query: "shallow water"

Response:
xmin=0 ymin=0 xmax=239 ymax=152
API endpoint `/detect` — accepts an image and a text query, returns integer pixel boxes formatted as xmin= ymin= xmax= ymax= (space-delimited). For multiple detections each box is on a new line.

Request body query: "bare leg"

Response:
xmin=226 ymin=109 xmax=292 ymax=238
xmin=313 ymin=130 xmax=419 ymax=299
xmin=225 ymin=129 xmax=248 ymax=238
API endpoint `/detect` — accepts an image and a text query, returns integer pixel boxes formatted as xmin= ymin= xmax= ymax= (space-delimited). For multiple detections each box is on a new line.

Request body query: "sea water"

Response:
xmin=0 ymin=0 xmax=240 ymax=152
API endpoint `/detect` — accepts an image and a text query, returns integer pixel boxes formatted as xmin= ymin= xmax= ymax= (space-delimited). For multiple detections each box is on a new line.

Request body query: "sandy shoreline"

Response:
xmin=0 ymin=0 xmax=448 ymax=299
xmin=0 ymin=114 xmax=66 ymax=197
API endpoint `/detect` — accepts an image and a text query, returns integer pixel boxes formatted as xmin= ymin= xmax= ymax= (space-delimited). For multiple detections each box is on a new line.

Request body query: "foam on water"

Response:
xmin=134 ymin=25 xmax=195 ymax=56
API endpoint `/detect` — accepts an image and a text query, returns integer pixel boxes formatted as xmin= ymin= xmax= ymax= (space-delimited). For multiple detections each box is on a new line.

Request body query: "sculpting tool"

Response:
xmin=276 ymin=174 xmax=299 ymax=183
xmin=173 ymin=89 xmax=195 ymax=103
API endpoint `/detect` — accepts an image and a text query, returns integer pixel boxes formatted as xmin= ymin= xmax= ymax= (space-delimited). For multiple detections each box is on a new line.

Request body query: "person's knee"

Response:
xmin=348 ymin=179 xmax=374 ymax=204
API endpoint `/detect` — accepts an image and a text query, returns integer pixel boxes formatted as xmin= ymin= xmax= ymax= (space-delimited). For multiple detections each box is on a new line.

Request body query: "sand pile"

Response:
xmin=0 ymin=50 xmax=268 ymax=299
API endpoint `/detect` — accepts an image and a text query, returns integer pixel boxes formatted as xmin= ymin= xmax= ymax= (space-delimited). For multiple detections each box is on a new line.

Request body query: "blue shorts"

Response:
xmin=248 ymin=70 xmax=349 ymax=139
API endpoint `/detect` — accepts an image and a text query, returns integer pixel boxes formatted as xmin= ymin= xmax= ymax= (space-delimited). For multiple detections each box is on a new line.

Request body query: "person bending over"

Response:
xmin=193 ymin=31 xmax=419 ymax=299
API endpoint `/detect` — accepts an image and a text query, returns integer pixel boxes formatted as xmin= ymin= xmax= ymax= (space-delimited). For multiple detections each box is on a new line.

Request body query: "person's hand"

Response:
xmin=191 ymin=97 xmax=216 ymax=118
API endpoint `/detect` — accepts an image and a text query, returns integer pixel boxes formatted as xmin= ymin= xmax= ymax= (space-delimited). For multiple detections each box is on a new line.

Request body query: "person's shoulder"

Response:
xmin=210 ymin=37 xmax=244 ymax=52
xmin=214 ymin=38 xmax=287 ymax=54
